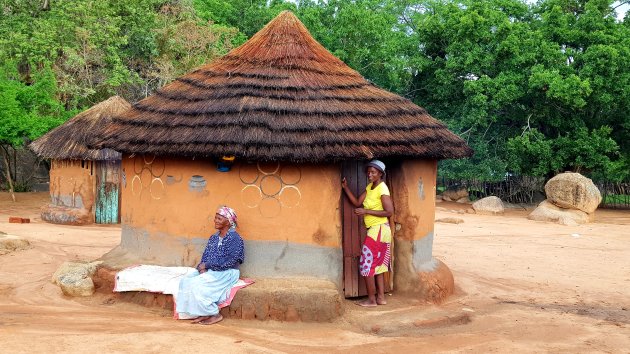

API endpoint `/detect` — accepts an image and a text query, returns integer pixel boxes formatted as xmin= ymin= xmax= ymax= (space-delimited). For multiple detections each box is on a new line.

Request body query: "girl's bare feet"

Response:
xmin=356 ymin=299 xmax=377 ymax=307
xmin=376 ymin=295 xmax=387 ymax=305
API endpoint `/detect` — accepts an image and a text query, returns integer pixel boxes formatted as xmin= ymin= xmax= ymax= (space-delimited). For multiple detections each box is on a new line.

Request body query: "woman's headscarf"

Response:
xmin=217 ymin=206 xmax=237 ymax=230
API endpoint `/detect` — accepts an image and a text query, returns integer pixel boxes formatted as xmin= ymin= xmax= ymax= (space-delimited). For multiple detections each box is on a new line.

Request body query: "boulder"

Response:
xmin=528 ymin=200 xmax=593 ymax=226
xmin=441 ymin=187 xmax=468 ymax=202
xmin=52 ymin=261 xmax=102 ymax=297
xmin=545 ymin=173 xmax=602 ymax=213
xmin=0 ymin=234 xmax=31 ymax=255
xmin=472 ymin=196 xmax=505 ymax=215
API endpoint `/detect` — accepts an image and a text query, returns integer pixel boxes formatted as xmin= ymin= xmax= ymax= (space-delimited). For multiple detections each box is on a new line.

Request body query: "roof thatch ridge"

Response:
xmin=95 ymin=11 xmax=473 ymax=162
xmin=30 ymin=96 xmax=131 ymax=161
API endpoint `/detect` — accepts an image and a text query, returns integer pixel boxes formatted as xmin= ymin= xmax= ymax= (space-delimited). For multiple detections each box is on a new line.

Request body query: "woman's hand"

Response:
xmin=197 ymin=263 xmax=207 ymax=274
xmin=341 ymin=177 xmax=348 ymax=189
xmin=354 ymin=208 xmax=367 ymax=215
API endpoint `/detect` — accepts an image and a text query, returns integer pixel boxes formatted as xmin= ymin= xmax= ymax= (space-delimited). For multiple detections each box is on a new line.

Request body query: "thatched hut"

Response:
xmin=31 ymin=96 xmax=131 ymax=225
xmin=95 ymin=12 xmax=471 ymax=303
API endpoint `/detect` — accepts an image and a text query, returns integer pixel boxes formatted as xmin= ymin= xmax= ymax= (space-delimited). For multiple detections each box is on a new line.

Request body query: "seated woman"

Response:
xmin=176 ymin=206 xmax=244 ymax=325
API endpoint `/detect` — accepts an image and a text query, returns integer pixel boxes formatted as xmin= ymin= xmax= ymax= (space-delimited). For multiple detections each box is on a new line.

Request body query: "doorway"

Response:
xmin=95 ymin=160 xmax=121 ymax=224
xmin=341 ymin=160 xmax=393 ymax=298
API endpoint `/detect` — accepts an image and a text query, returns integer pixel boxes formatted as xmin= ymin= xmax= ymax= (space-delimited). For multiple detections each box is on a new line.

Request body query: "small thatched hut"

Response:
xmin=31 ymin=96 xmax=131 ymax=225
xmin=96 ymin=12 xmax=471 ymax=303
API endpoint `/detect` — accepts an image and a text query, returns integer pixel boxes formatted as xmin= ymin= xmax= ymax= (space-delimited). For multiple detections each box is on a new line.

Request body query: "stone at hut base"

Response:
xmin=0 ymin=234 xmax=31 ymax=255
xmin=528 ymin=200 xmax=593 ymax=226
xmin=416 ymin=259 xmax=454 ymax=304
xmin=472 ymin=196 xmax=505 ymax=215
xmin=41 ymin=204 xmax=92 ymax=225
xmin=545 ymin=172 xmax=602 ymax=213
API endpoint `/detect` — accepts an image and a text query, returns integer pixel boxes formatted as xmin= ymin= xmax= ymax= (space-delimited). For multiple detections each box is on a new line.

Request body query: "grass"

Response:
xmin=602 ymin=194 xmax=630 ymax=205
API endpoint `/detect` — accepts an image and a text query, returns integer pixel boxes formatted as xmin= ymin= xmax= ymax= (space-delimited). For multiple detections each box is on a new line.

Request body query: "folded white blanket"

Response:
xmin=114 ymin=265 xmax=196 ymax=296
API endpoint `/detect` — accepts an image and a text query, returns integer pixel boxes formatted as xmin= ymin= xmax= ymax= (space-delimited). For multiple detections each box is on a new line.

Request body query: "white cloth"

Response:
xmin=114 ymin=265 xmax=196 ymax=297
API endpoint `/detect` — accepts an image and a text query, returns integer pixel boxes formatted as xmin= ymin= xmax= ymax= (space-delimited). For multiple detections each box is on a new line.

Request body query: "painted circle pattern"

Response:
xmin=240 ymin=163 xmax=303 ymax=217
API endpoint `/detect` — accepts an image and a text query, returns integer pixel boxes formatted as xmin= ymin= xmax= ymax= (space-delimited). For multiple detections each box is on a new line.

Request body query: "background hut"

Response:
xmin=31 ymin=96 xmax=131 ymax=225
xmin=95 ymin=12 xmax=472 ymax=302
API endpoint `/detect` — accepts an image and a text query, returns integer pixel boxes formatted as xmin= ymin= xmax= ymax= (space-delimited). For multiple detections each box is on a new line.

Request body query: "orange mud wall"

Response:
xmin=391 ymin=159 xmax=454 ymax=302
xmin=41 ymin=159 xmax=95 ymax=224
xmin=117 ymin=155 xmax=342 ymax=283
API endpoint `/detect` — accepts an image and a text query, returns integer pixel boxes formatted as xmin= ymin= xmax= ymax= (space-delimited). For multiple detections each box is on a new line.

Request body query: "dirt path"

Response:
xmin=1 ymin=192 xmax=629 ymax=353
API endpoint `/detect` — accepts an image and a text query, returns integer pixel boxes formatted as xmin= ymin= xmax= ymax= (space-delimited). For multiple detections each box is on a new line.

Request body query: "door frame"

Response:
xmin=341 ymin=160 xmax=395 ymax=298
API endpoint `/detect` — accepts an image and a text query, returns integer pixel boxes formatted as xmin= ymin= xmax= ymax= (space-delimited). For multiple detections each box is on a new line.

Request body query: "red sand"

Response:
xmin=0 ymin=192 xmax=628 ymax=353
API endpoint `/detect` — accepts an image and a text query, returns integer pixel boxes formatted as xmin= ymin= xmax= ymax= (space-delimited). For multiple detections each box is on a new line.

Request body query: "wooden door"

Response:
xmin=342 ymin=161 xmax=393 ymax=298
xmin=95 ymin=160 xmax=121 ymax=224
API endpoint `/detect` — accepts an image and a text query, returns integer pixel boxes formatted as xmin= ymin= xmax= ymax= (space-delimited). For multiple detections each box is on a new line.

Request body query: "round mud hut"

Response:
xmin=95 ymin=11 xmax=472 ymax=312
xmin=30 ymin=96 xmax=131 ymax=225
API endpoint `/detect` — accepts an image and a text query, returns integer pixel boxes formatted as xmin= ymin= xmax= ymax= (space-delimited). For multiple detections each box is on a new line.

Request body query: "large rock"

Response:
xmin=52 ymin=261 xmax=102 ymax=297
xmin=545 ymin=173 xmax=602 ymax=213
xmin=528 ymin=200 xmax=593 ymax=226
xmin=442 ymin=186 xmax=468 ymax=201
xmin=472 ymin=196 xmax=505 ymax=215
xmin=0 ymin=234 xmax=31 ymax=255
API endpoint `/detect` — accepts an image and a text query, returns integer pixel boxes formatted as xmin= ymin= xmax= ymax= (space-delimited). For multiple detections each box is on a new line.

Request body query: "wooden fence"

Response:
xmin=438 ymin=176 xmax=630 ymax=209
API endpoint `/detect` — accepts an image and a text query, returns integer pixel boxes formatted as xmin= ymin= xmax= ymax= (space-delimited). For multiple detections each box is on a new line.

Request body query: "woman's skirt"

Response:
xmin=175 ymin=268 xmax=239 ymax=318
xmin=360 ymin=223 xmax=392 ymax=277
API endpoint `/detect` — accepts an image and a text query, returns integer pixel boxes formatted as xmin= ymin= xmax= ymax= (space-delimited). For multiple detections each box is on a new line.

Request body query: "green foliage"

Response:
xmin=0 ymin=62 xmax=70 ymax=147
xmin=507 ymin=126 xmax=620 ymax=178
xmin=0 ymin=0 xmax=628 ymax=182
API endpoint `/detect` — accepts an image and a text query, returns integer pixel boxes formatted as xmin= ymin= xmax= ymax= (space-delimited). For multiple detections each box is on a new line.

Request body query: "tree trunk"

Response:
xmin=1 ymin=147 xmax=16 ymax=202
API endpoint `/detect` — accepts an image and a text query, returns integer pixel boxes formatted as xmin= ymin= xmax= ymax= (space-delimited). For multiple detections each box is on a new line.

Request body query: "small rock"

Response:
xmin=0 ymin=234 xmax=31 ymax=255
xmin=472 ymin=196 xmax=505 ymax=215
xmin=58 ymin=274 xmax=95 ymax=297
xmin=436 ymin=217 xmax=464 ymax=224
xmin=456 ymin=209 xmax=465 ymax=214
xmin=442 ymin=186 xmax=469 ymax=201
xmin=52 ymin=261 xmax=102 ymax=285
xmin=456 ymin=196 xmax=470 ymax=204
xmin=52 ymin=261 xmax=102 ymax=297
xmin=442 ymin=195 xmax=452 ymax=202
xmin=466 ymin=208 xmax=476 ymax=214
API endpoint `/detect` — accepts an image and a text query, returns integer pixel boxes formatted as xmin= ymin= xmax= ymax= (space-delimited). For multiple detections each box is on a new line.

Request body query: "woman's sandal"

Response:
xmin=199 ymin=314 xmax=223 ymax=325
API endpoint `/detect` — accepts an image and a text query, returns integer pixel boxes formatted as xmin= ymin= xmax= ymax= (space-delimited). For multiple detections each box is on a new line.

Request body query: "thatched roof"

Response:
xmin=96 ymin=11 xmax=472 ymax=162
xmin=30 ymin=96 xmax=131 ymax=161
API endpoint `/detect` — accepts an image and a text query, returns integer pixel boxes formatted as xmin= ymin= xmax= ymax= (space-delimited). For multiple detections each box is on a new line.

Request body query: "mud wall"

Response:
xmin=43 ymin=159 xmax=95 ymax=224
xmin=390 ymin=159 xmax=439 ymax=293
xmin=118 ymin=155 xmax=342 ymax=283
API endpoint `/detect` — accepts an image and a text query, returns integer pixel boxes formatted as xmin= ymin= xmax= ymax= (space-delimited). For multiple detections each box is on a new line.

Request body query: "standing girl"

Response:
xmin=341 ymin=160 xmax=393 ymax=307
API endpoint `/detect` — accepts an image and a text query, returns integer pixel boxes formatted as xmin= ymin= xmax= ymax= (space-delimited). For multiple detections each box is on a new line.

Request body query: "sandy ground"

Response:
xmin=0 ymin=192 xmax=629 ymax=353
